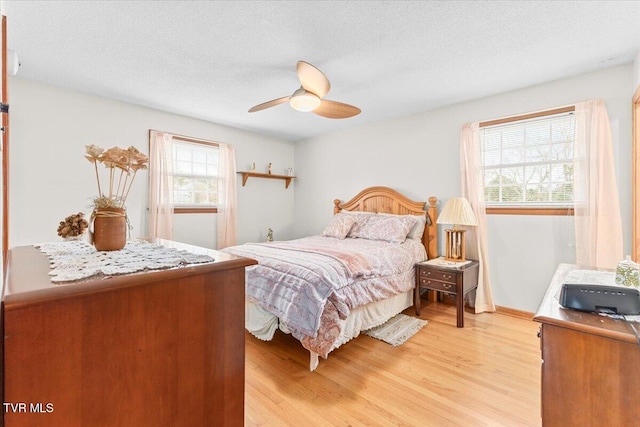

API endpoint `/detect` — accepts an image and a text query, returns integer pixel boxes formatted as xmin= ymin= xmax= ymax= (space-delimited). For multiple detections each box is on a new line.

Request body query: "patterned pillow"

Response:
xmin=344 ymin=211 xmax=375 ymax=238
xmin=375 ymin=212 xmax=427 ymax=240
xmin=350 ymin=214 xmax=418 ymax=243
xmin=321 ymin=213 xmax=356 ymax=239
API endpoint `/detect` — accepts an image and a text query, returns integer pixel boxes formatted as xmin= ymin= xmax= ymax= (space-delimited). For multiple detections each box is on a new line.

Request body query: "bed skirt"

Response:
xmin=246 ymin=290 xmax=414 ymax=370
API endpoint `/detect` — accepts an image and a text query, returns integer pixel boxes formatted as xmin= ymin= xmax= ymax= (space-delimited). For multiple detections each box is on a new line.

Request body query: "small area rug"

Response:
xmin=362 ymin=314 xmax=427 ymax=347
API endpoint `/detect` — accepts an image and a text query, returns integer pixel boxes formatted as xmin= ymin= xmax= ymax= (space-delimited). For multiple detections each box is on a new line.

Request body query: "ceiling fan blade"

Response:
xmin=313 ymin=99 xmax=361 ymax=119
xmin=297 ymin=61 xmax=331 ymax=98
xmin=248 ymin=96 xmax=291 ymax=113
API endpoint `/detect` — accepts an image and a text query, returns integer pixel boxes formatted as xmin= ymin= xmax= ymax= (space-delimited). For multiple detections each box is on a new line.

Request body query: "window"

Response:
xmin=149 ymin=129 xmax=237 ymax=245
xmin=170 ymin=137 xmax=219 ymax=213
xmin=480 ymin=107 xmax=575 ymax=214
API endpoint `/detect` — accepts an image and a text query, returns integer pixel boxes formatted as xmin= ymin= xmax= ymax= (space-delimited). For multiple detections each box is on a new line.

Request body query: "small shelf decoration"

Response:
xmin=237 ymin=171 xmax=296 ymax=189
xmin=57 ymin=212 xmax=89 ymax=240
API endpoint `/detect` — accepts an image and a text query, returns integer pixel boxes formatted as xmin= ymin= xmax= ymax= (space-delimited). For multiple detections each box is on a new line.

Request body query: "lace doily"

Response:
xmin=35 ymin=240 xmax=214 ymax=283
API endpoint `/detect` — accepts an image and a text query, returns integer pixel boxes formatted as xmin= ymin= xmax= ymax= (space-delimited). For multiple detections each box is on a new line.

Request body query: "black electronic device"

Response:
xmin=559 ymin=283 xmax=640 ymax=315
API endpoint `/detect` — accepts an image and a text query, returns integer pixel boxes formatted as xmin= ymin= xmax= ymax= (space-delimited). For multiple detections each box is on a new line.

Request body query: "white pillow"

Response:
xmin=321 ymin=213 xmax=356 ymax=239
xmin=405 ymin=215 xmax=427 ymax=241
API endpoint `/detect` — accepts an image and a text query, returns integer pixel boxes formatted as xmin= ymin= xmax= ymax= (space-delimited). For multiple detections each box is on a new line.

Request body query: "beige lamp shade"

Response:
xmin=436 ymin=198 xmax=477 ymax=262
xmin=436 ymin=197 xmax=477 ymax=227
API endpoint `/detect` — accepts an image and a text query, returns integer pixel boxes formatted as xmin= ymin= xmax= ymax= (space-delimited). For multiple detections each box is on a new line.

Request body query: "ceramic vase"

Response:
xmin=92 ymin=207 xmax=127 ymax=251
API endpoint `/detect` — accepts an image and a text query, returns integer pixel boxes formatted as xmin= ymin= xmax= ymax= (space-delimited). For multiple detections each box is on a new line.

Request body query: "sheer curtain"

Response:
xmin=216 ymin=142 xmax=237 ymax=249
xmin=460 ymin=122 xmax=496 ymax=313
xmin=573 ymin=99 xmax=623 ymax=268
xmin=148 ymin=130 xmax=174 ymax=239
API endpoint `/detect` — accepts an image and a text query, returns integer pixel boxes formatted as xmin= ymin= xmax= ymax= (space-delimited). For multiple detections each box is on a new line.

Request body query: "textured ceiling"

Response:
xmin=4 ymin=1 xmax=640 ymax=141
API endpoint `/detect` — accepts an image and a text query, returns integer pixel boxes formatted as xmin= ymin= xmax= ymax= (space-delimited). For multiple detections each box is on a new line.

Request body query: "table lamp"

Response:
xmin=436 ymin=197 xmax=477 ymax=262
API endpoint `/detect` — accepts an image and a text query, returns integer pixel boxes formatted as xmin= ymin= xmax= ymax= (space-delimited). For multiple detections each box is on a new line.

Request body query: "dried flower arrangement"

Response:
xmin=85 ymin=145 xmax=150 ymax=209
xmin=57 ymin=212 xmax=89 ymax=238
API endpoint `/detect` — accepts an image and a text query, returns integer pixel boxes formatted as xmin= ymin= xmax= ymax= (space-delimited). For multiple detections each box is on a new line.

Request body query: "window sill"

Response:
xmin=486 ymin=207 xmax=574 ymax=216
xmin=174 ymin=207 xmax=218 ymax=214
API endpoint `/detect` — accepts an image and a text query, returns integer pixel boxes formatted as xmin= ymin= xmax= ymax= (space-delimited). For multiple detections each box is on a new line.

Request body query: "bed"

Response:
xmin=224 ymin=186 xmax=438 ymax=370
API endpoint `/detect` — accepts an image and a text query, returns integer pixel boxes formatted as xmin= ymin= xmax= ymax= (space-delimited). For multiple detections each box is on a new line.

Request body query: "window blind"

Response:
xmin=480 ymin=111 xmax=575 ymax=207
xmin=171 ymin=139 xmax=220 ymax=206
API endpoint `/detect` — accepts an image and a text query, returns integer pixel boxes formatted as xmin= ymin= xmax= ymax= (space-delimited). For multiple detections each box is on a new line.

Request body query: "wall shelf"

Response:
xmin=237 ymin=171 xmax=296 ymax=189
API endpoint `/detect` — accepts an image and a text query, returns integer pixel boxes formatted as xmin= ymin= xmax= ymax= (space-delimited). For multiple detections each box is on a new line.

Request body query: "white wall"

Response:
xmin=294 ymin=64 xmax=633 ymax=313
xmin=634 ymin=50 xmax=640 ymax=89
xmin=8 ymin=77 xmax=295 ymax=249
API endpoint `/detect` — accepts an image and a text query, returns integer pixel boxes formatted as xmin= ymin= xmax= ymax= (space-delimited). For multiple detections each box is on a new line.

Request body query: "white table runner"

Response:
xmin=35 ymin=239 xmax=214 ymax=283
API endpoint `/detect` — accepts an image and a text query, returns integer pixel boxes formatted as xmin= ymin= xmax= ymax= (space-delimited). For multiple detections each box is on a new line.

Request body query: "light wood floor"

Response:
xmin=245 ymin=300 xmax=541 ymax=427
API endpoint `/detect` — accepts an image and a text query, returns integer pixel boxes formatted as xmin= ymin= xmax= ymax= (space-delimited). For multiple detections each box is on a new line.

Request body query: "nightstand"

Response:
xmin=414 ymin=260 xmax=479 ymax=327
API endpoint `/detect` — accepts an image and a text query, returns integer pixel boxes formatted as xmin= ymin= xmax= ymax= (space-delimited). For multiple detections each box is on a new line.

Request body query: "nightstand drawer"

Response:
xmin=419 ymin=277 xmax=457 ymax=293
xmin=419 ymin=269 xmax=457 ymax=284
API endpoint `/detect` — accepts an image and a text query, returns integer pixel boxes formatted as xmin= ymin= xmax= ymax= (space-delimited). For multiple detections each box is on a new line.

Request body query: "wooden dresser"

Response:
xmin=1 ymin=240 xmax=256 ymax=427
xmin=534 ymin=263 xmax=640 ymax=426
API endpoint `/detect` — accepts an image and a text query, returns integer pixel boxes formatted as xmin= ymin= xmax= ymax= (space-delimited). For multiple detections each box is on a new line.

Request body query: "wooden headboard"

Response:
xmin=333 ymin=186 xmax=438 ymax=259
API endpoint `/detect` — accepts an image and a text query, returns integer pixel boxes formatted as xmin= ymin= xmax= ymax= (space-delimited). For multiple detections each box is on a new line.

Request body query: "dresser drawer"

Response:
xmin=419 ymin=268 xmax=457 ymax=284
xmin=418 ymin=277 xmax=457 ymax=294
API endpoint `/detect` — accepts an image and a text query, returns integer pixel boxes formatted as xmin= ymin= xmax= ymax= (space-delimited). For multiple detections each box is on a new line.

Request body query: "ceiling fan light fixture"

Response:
xmin=289 ymin=88 xmax=321 ymax=112
xmin=249 ymin=61 xmax=359 ymax=118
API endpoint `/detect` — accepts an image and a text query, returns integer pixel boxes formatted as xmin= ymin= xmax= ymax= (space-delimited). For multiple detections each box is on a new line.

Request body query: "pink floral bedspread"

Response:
xmin=223 ymin=236 xmax=426 ymax=357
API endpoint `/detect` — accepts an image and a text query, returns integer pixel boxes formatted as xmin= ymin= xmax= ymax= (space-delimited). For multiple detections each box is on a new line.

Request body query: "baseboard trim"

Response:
xmin=495 ymin=305 xmax=534 ymax=320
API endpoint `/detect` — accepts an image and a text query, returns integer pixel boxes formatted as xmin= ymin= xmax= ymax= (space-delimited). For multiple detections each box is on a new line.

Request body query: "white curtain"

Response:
xmin=217 ymin=143 xmax=237 ymax=249
xmin=460 ymin=122 xmax=496 ymax=313
xmin=573 ymin=99 xmax=623 ymax=268
xmin=148 ymin=130 xmax=174 ymax=240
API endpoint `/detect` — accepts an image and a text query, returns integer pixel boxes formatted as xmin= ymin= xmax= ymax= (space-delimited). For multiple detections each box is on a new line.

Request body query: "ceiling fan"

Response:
xmin=248 ymin=61 xmax=361 ymax=119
